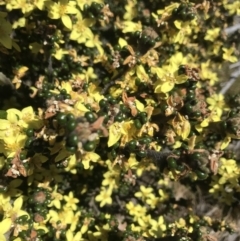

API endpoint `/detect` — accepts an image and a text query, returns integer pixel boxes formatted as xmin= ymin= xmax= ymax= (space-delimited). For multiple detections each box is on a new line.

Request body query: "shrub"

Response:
xmin=0 ymin=0 xmax=239 ymax=241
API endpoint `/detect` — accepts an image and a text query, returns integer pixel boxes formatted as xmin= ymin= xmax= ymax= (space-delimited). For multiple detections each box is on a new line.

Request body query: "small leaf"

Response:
xmin=8 ymin=179 xmax=23 ymax=188
xmin=0 ymin=35 xmax=12 ymax=49
xmin=55 ymin=149 xmax=70 ymax=162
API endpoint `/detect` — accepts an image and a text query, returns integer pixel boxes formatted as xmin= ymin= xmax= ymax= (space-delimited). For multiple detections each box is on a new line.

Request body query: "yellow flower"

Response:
xmin=134 ymin=204 xmax=147 ymax=220
xmin=204 ymin=28 xmax=220 ymax=41
xmin=49 ymin=208 xmax=73 ymax=227
xmin=200 ymin=60 xmax=218 ymax=85
xmin=108 ymin=122 xmax=126 ymax=147
xmin=135 ymin=185 xmax=153 ymax=201
xmin=222 ymin=47 xmax=238 ymax=63
xmin=224 ymin=2 xmax=240 ymax=15
xmin=174 ymin=20 xmax=192 ymax=44
xmin=138 ymin=214 xmax=151 ymax=232
xmin=146 ymin=194 xmax=159 ymax=209
xmin=5 ymin=106 xmax=42 ymax=130
xmin=70 ymin=11 xmax=95 ymax=43
xmin=64 ymin=191 xmax=79 ymax=211
xmin=102 ymin=169 xmax=120 ymax=189
xmin=48 ymin=185 xmax=63 ymax=209
xmin=85 ymin=34 xmax=104 ymax=56
xmin=153 ymin=65 xmax=188 ymax=94
xmin=1 ymin=134 xmax=27 ymax=158
xmin=92 ymin=224 xmax=109 ymax=240
xmin=95 ymin=187 xmax=113 ymax=207
xmin=169 ymin=112 xmax=191 ymax=140
xmin=122 ymin=20 xmax=142 ymax=33
xmin=218 ymin=158 xmax=239 ymax=177
xmin=126 ymin=201 xmax=138 ymax=216
xmin=64 ymin=154 xmax=77 ymax=174
xmin=0 ymin=16 xmax=12 ymax=49
xmin=159 ymin=189 xmax=169 ymax=202
xmin=81 ymin=67 xmax=97 ymax=84
xmin=0 ymin=115 xmax=20 ymax=140
xmin=149 ymin=216 xmax=166 ymax=238
xmin=4 ymin=196 xmax=29 ymax=220
xmin=206 ymin=94 xmax=229 ymax=117
xmin=52 ymin=42 xmax=68 ymax=60
xmin=46 ymin=0 xmax=78 ymax=29
xmin=82 ymin=152 xmax=100 ymax=169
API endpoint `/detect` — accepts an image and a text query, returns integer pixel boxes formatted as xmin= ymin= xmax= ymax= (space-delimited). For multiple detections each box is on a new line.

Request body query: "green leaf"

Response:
xmin=55 ymin=149 xmax=70 ymax=162
xmin=8 ymin=179 xmax=23 ymax=188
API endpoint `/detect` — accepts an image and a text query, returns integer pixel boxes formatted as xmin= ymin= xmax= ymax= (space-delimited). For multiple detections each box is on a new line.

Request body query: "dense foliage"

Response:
xmin=0 ymin=0 xmax=239 ymax=241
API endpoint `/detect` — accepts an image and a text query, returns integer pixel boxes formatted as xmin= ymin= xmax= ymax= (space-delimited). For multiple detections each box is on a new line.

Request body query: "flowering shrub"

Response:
xmin=0 ymin=0 xmax=239 ymax=241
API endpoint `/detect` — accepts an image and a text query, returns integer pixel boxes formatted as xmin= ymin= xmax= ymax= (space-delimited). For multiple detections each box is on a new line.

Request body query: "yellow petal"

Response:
xmin=13 ymin=196 xmax=23 ymax=210
xmin=135 ymin=99 xmax=144 ymax=112
xmin=66 ymin=230 xmax=73 ymax=241
xmin=220 ymin=136 xmax=231 ymax=150
xmin=62 ymin=15 xmax=72 ymax=29
xmin=118 ymin=37 xmax=128 ymax=48
xmin=80 ymin=224 xmax=88 ymax=234
xmin=108 ymin=122 xmax=125 ymax=147
xmin=74 ymin=101 xmax=89 ymax=112
xmin=0 ymin=119 xmax=10 ymax=130
xmin=175 ymin=74 xmax=188 ymax=84
xmin=17 ymin=66 xmax=28 ymax=78
xmin=181 ymin=118 xmax=191 ymax=140
xmin=155 ymin=82 xmax=174 ymax=93
xmin=0 ymin=218 xmax=12 ymax=234
xmin=7 ymin=108 xmax=22 ymax=122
